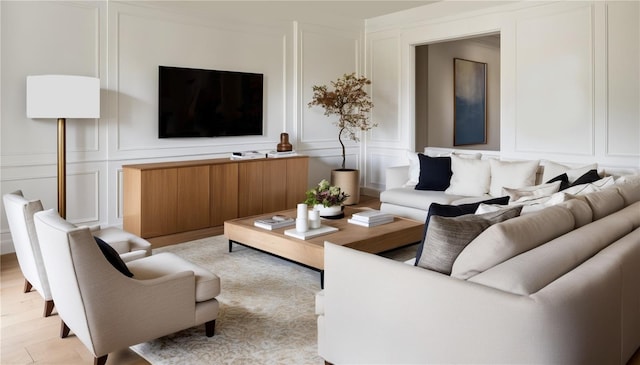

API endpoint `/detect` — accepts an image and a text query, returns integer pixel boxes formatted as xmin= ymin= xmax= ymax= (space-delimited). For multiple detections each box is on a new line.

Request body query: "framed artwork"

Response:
xmin=453 ymin=58 xmax=487 ymax=146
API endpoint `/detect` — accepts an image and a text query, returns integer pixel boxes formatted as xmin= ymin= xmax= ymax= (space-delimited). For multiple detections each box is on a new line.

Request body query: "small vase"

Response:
xmin=277 ymin=133 xmax=293 ymax=152
xmin=313 ymin=204 xmax=342 ymax=217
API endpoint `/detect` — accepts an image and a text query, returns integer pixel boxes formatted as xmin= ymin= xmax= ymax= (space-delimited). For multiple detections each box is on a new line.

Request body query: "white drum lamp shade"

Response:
xmin=26 ymin=75 xmax=100 ymax=118
xmin=26 ymin=75 xmax=100 ymax=218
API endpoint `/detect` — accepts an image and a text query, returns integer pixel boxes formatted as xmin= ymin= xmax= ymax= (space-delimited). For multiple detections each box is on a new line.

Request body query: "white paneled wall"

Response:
xmin=365 ymin=1 xmax=639 ymax=185
xmin=2 ymin=1 xmax=638 ymax=254
xmin=0 ymin=1 xmax=362 ymax=254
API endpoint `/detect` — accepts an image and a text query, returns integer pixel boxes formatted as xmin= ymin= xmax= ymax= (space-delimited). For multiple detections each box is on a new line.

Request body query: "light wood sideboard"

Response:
xmin=123 ymin=156 xmax=309 ymax=246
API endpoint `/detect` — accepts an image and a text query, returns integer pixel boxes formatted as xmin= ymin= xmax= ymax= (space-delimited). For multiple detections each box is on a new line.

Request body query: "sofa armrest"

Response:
xmin=385 ymin=165 xmax=409 ymax=190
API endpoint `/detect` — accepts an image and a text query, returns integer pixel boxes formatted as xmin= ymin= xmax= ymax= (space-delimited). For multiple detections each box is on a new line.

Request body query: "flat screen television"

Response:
xmin=158 ymin=66 xmax=263 ymax=138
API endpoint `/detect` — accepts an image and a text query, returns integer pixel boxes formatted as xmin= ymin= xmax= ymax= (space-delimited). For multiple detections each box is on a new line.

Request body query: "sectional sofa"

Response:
xmin=379 ymin=147 xmax=638 ymax=222
xmin=316 ymin=148 xmax=640 ymax=364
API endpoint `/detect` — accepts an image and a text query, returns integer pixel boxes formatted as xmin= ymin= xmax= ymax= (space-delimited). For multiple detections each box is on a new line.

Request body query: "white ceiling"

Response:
xmin=139 ymin=1 xmax=437 ymax=23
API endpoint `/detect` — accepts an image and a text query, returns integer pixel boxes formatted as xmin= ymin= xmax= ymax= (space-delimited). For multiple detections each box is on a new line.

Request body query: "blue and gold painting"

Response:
xmin=454 ymin=58 xmax=487 ymax=146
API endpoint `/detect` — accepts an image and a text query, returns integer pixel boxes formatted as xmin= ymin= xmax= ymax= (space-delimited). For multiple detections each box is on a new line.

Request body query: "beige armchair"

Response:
xmin=2 ymin=190 xmax=152 ymax=317
xmin=33 ymin=208 xmax=220 ymax=365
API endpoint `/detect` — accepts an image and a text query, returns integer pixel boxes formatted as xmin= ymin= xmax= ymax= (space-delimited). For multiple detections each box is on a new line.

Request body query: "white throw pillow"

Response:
xmin=542 ymin=161 xmax=598 ymax=183
xmin=562 ymin=176 xmax=615 ymax=195
xmin=488 ymin=159 xmax=540 ymax=197
xmin=445 ymin=155 xmax=491 ymax=196
xmin=406 ymin=151 xmax=420 ymax=186
xmin=502 ymin=181 xmax=561 ymax=202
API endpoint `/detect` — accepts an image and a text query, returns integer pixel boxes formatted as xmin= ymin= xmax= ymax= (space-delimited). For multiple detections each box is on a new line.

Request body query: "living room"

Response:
xmin=1 ymin=0 xmax=639 ymax=364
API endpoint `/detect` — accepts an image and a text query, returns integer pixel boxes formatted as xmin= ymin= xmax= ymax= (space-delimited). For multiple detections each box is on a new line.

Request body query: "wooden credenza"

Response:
xmin=123 ymin=156 xmax=308 ymax=246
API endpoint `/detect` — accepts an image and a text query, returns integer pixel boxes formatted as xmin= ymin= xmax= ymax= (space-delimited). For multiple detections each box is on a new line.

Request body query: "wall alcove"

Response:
xmin=415 ymin=34 xmax=501 ymax=152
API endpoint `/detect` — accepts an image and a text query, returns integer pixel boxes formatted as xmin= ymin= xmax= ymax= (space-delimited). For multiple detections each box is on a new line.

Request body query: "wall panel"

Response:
xmin=514 ymin=5 xmax=593 ymax=155
xmin=606 ymin=1 xmax=640 ymax=157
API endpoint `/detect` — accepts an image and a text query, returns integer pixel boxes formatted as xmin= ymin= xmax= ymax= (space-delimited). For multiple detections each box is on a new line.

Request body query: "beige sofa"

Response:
xmin=316 ymin=179 xmax=640 ymax=364
xmin=380 ymin=147 xmax=638 ymax=222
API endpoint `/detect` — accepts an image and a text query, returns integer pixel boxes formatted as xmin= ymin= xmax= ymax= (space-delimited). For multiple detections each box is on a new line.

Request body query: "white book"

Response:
xmin=351 ymin=210 xmax=393 ymax=222
xmin=254 ymin=217 xmax=295 ymax=230
xmin=284 ymin=225 xmax=338 ymax=240
xmin=347 ymin=217 xmax=394 ymax=227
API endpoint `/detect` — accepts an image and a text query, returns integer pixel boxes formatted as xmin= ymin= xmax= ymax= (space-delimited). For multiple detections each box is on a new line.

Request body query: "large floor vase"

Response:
xmin=331 ymin=168 xmax=360 ymax=205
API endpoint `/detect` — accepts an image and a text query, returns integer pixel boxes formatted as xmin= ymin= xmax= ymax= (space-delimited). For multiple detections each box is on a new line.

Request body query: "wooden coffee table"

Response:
xmin=224 ymin=206 xmax=423 ymax=287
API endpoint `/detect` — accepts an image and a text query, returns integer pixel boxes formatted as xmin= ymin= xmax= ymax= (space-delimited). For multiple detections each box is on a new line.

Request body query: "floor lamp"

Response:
xmin=26 ymin=75 xmax=100 ymax=219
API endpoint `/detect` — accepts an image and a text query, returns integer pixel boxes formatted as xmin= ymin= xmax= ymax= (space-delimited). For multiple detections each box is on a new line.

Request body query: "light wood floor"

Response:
xmin=2 ymin=195 xmax=639 ymax=364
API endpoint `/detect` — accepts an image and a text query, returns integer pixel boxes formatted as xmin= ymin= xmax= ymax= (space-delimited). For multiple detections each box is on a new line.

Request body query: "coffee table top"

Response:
xmin=224 ymin=206 xmax=423 ymax=270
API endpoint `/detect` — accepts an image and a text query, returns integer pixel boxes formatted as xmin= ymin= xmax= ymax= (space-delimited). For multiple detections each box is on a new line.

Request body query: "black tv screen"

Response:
xmin=158 ymin=66 xmax=263 ymax=138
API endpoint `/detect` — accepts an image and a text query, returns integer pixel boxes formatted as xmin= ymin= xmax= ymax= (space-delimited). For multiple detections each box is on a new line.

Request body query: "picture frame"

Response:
xmin=453 ymin=58 xmax=487 ymax=146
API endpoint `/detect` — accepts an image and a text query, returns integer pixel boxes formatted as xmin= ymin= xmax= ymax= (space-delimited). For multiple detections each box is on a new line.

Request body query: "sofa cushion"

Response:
xmin=555 ymin=198 xmax=593 ymax=228
xmin=417 ymin=206 xmax=521 ymax=275
xmin=127 ymin=253 xmax=221 ymax=302
xmin=502 ymin=181 xmax=561 ymax=202
xmin=413 ymin=196 xmax=510 ymax=266
xmin=415 ymin=155 xmax=452 ymax=191
xmin=380 ymin=188 xmax=465 ymax=211
xmin=542 ymin=161 xmax=598 ymax=183
xmin=445 ymin=155 xmax=491 ymax=196
xmin=562 ymin=176 xmax=615 ymax=195
xmin=469 ymin=205 xmax=640 ymax=295
xmin=576 ymin=188 xmax=625 ymax=221
xmin=489 ymin=159 xmax=540 ymax=197
xmin=451 ymin=205 xmax=576 ymax=280
xmin=615 ymin=175 xmax=640 ymax=205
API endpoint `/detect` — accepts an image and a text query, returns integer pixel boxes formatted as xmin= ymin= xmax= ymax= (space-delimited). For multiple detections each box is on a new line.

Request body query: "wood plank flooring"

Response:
xmin=1 ymin=194 xmax=638 ymax=364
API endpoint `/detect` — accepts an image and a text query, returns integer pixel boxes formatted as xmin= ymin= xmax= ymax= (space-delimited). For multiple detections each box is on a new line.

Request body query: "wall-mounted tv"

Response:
xmin=158 ymin=66 xmax=263 ymax=138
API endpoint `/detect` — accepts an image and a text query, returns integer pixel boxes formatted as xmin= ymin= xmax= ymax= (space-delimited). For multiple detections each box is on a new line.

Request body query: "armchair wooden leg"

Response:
xmin=43 ymin=300 xmax=55 ymax=317
xmin=205 ymin=320 xmax=216 ymax=337
xmin=60 ymin=321 xmax=70 ymax=338
xmin=24 ymin=279 xmax=32 ymax=293
xmin=94 ymin=355 xmax=108 ymax=365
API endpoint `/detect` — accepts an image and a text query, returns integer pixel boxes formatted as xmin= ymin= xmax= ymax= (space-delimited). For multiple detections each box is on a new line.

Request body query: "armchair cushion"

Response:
xmin=127 ymin=253 xmax=221 ymax=302
xmin=94 ymin=236 xmax=134 ymax=277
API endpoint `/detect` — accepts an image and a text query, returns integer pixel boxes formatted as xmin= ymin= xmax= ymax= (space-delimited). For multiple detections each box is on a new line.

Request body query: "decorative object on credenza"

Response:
xmin=26 ymin=75 xmax=100 ymax=219
xmin=308 ymin=72 xmax=377 ymax=204
xmin=304 ymin=179 xmax=348 ymax=218
xmin=453 ymin=58 xmax=487 ymax=146
xmin=277 ymin=132 xmax=293 ymax=152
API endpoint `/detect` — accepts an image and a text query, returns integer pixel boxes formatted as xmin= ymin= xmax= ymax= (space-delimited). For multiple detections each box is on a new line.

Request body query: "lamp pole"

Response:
xmin=57 ymin=117 xmax=66 ymax=219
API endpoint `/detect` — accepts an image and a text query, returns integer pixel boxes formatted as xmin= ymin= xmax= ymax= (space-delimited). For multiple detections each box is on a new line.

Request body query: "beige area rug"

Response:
xmin=130 ymin=235 xmax=418 ymax=365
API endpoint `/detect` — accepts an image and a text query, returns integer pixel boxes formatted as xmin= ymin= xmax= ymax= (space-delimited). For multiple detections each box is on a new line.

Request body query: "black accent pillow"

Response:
xmin=546 ymin=173 xmax=570 ymax=191
xmin=94 ymin=236 xmax=134 ymax=277
xmin=414 ymin=196 xmax=510 ymax=266
xmin=415 ymin=154 xmax=452 ymax=191
xmin=570 ymin=169 xmax=601 ymax=187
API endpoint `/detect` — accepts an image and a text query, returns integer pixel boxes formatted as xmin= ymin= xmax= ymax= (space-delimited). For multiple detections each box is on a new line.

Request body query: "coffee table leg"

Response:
xmin=228 ymin=240 xmax=233 ymax=252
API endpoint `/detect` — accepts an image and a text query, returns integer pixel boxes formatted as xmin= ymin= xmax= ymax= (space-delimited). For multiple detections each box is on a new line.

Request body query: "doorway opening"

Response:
xmin=415 ymin=34 xmax=501 ymax=152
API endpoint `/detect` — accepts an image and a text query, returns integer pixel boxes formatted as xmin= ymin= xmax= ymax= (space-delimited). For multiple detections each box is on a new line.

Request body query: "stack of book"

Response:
xmin=347 ymin=210 xmax=394 ymax=227
xmin=231 ymin=151 xmax=266 ymax=160
xmin=254 ymin=215 xmax=295 ymax=230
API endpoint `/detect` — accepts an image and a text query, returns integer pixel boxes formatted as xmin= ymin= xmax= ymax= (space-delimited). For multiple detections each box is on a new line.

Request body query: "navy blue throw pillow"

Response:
xmin=570 ymin=169 xmax=601 ymax=187
xmin=414 ymin=196 xmax=510 ymax=266
xmin=415 ymin=154 xmax=452 ymax=191
xmin=546 ymin=173 xmax=570 ymax=191
xmin=94 ymin=236 xmax=134 ymax=277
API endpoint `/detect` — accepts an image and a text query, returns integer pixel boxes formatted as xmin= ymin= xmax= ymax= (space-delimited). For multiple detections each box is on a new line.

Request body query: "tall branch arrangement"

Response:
xmin=308 ymin=73 xmax=376 ymax=169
